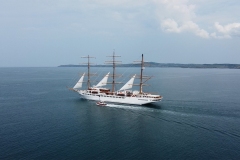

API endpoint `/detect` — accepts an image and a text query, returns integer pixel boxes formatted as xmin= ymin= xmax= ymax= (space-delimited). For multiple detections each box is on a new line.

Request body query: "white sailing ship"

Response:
xmin=72 ymin=53 xmax=162 ymax=105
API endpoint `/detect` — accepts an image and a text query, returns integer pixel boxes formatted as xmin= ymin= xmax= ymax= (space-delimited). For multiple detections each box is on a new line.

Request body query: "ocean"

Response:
xmin=0 ymin=67 xmax=240 ymax=159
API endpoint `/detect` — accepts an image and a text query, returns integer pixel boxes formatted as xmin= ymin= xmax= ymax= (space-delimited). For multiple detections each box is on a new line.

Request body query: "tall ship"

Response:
xmin=72 ymin=53 xmax=162 ymax=105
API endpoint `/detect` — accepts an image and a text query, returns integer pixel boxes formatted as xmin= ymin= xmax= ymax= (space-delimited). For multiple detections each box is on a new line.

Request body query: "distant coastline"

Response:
xmin=58 ymin=62 xmax=240 ymax=69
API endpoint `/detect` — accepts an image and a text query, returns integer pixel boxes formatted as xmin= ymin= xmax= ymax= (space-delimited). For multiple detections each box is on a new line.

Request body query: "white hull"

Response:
xmin=77 ymin=90 xmax=162 ymax=105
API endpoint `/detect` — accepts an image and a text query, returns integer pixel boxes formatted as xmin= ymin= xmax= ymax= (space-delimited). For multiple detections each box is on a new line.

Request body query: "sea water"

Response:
xmin=0 ymin=67 xmax=240 ymax=159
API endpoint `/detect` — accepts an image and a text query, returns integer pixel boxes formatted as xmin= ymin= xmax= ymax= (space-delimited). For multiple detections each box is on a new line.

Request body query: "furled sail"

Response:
xmin=73 ymin=73 xmax=85 ymax=89
xmin=95 ymin=72 xmax=110 ymax=87
xmin=119 ymin=74 xmax=136 ymax=91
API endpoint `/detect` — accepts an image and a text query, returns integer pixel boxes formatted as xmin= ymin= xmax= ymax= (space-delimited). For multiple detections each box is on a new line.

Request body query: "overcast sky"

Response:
xmin=1 ymin=0 xmax=240 ymax=67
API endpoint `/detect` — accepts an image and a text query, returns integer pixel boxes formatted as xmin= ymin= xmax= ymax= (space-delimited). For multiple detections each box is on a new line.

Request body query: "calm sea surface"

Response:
xmin=0 ymin=67 xmax=240 ymax=159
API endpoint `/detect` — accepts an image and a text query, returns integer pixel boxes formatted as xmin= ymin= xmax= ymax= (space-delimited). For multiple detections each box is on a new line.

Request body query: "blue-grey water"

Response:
xmin=0 ymin=67 xmax=240 ymax=159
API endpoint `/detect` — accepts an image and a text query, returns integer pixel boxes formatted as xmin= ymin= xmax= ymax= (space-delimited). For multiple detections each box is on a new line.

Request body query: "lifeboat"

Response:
xmin=96 ymin=101 xmax=107 ymax=106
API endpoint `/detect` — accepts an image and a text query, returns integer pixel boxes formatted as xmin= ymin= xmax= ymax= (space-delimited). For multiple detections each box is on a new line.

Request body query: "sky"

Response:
xmin=0 ymin=0 xmax=240 ymax=67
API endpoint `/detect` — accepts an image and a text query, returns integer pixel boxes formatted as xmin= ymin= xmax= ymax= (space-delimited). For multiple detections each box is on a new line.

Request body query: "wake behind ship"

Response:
xmin=71 ymin=53 xmax=162 ymax=105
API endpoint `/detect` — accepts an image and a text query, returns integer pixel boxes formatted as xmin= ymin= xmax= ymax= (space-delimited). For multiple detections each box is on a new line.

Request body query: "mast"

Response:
xmin=134 ymin=54 xmax=151 ymax=94
xmin=140 ymin=54 xmax=144 ymax=94
xmin=105 ymin=51 xmax=121 ymax=92
xmin=112 ymin=51 xmax=116 ymax=92
xmin=81 ymin=55 xmax=95 ymax=89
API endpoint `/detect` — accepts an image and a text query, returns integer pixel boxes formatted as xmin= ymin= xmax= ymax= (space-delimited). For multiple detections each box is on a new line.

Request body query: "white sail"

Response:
xmin=73 ymin=73 xmax=85 ymax=89
xmin=95 ymin=72 xmax=110 ymax=87
xmin=119 ymin=74 xmax=136 ymax=91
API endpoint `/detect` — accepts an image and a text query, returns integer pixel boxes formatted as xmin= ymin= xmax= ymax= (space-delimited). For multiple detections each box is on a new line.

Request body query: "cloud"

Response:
xmin=159 ymin=0 xmax=196 ymax=21
xmin=153 ymin=0 xmax=240 ymax=39
xmin=161 ymin=19 xmax=181 ymax=33
xmin=210 ymin=32 xmax=231 ymax=39
xmin=214 ymin=22 xmax=240 ymax=38
xmin=154 ymin=0 xmax=210 ymax=38
xmin=161 ymin=19 xmax=209 ymax=38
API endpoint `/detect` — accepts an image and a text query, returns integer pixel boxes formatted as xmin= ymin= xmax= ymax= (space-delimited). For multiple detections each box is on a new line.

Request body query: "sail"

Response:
xmin=95 ymin=72 xmax=110 ymax=87
xmin=73 ymin=73 xmax=85 ymax=89
xmin=119 ymin=74 xmax=136 ymax=91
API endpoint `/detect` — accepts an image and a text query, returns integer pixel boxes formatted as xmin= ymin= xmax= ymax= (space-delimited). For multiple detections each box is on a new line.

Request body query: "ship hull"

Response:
xmin=77 ymin=91 xmax=161 ymax=105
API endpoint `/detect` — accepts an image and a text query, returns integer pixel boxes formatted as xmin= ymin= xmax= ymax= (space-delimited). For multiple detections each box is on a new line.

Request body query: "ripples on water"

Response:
xmin=0 ymin=67 xmax=240 ymax=159
xmin=103 ymin=101 xmax=240 ymax=139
